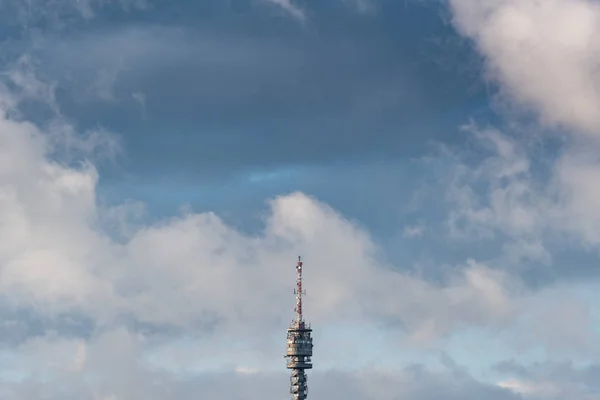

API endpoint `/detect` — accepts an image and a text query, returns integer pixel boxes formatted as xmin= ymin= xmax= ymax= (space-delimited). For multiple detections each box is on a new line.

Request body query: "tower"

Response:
xmin=285 ymin=256 xmax=313 ymax=400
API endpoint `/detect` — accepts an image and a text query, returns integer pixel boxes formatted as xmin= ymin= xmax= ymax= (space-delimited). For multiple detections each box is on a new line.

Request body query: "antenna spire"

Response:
xmin=295 ymin=256 xmax=304 ymax=323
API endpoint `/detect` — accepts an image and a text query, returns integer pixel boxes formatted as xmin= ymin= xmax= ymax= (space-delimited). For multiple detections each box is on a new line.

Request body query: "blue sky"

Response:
xmin=2 ymin=0 xmax=600 ymax=399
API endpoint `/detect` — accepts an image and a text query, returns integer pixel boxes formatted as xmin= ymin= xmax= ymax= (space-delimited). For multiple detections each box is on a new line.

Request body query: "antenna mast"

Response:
xmin=285 ymin=256 xmax=313 ymax=400
xmin=295 ymin=256 xmax=304 ymax=323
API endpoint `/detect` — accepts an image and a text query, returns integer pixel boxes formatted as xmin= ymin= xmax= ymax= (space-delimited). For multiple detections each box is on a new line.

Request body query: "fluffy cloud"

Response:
xmin=1 ymin=0 xmax=599 ymax=398
xmin=0 ymin=71 xmax=531 ymax=396
xmin=443 ymin=0 xmax=600 ymax=254
xmin=0 ymin=98 xmax=595 ymax=396
xmin=0 ymin=327 xmax=522 ymax=400
xmin=7 ymin=49 xmax=591 ymax=396
xmin=434 ymin=121 xmax=600 ymax=275
xmin=0 ymin=96 xmax=522 ymax=339
xmin=449 ymin=0 xmax=600 ymax=136
xmin=439 ymin=6 xmax=600 ymax=396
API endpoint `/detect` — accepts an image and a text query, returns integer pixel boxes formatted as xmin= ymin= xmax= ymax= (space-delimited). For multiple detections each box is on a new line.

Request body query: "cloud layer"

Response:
xmin=0 ymin=0 xmax=599 ymax=399
xmin=0 ymin=100 xmax=541 ymax=397
xmin=449 ymin=0 xmax=600 ymax=136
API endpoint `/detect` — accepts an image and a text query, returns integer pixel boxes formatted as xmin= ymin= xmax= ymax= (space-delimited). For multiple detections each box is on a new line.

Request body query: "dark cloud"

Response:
xmin=0 ymin=0 xmax=491 ymax=255
xmin=0 ymin=0 xmax=486 ymax=181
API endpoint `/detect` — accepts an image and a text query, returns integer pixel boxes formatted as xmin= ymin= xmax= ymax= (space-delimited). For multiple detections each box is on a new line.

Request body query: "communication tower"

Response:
xmin=284 ymin=256 xmax=313 ymax=400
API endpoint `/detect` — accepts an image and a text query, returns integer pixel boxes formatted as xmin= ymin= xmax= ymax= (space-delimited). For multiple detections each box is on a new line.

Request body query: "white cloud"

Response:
xmin=0 ymin=107 xmax=520 ymax=338
xmin=0 ymin=60 xmax=527 ymax=343
xmin=440 ymin=124 xmax=551 ymax=262
xmin=1 ymin=1 xmax=600 ymax=397
xmin=498 ymin=378 xmax=561 ymax=397
xmin=445 ymin=0 xmax=600 ymax=256
xmin=449 ymin=0 xmax=600 ymax=136
xmin=551 ymin=145 xmax=600 ymax=247
xmin=263 ymin=0 xmax=306 ymax=21
xmin=0 ymin=56 xmax=596 ymax=399
xmin=436 ymin=116 xmax=600 ymax=260
xmin=447 ymin=0 xmax=600 ymax=258
xmin=2 ymin=330 xmax=524 ymax=400
xmin=0 ymin=64 xmax=551 ymax=399
xmin=403 ymin=224 xmax=426 ymax=238
xmin=495 ymin=360 xmax=600 ymax=400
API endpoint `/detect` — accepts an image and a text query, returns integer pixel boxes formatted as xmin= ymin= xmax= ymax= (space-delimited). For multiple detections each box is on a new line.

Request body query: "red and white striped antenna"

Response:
xmin=294 ymin=256 xmax=305 ymax=324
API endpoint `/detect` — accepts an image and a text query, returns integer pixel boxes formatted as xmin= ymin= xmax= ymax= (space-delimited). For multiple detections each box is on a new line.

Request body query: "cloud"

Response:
xmin=0 ymin=102 xmax=522 ymax=341
xmin=435 ymin=124 xmax=550 ymax=263
xmin=131 ymin=91 xmax=146 ymax=119
xmin=1 ymin=328 xmax=523 ymax=400
xmin=0 ymin=0 xmax=148 ymax=25
xmin=443 ymin=0 xmax=600 ymax=266
xmin=448 ymin=0 xmax=600 ymax=136
xmin=551 ymin=144 xmax=600 ymax=247
xmin=1 ymin=1 xmax=600 ymax=398
xmin=495 ymin=360 xmax=600 ymax=399
xmin=403 ymin=224 xmax=426 ymax=238
xmin=0 ymin=44 xmax=525 ymax=349
xmin=497 ymin=378 xmax=562 ymax=398
xmin=0 ymin=52 xmax=558 ymax=398
xmin=433 ymin=115 xmax=600 ymax=267
xmin=263 ymin=0 xmax=306 ymax=21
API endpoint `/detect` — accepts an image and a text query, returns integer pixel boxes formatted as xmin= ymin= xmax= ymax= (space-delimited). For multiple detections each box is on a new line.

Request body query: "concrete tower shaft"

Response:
xmin=285 ymin=256 xmax=313 ymax=400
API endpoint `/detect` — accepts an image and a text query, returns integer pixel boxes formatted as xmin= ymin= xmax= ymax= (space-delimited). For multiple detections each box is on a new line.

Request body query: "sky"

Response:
xmin=3 ymin=0 xmax=600 ymax=398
